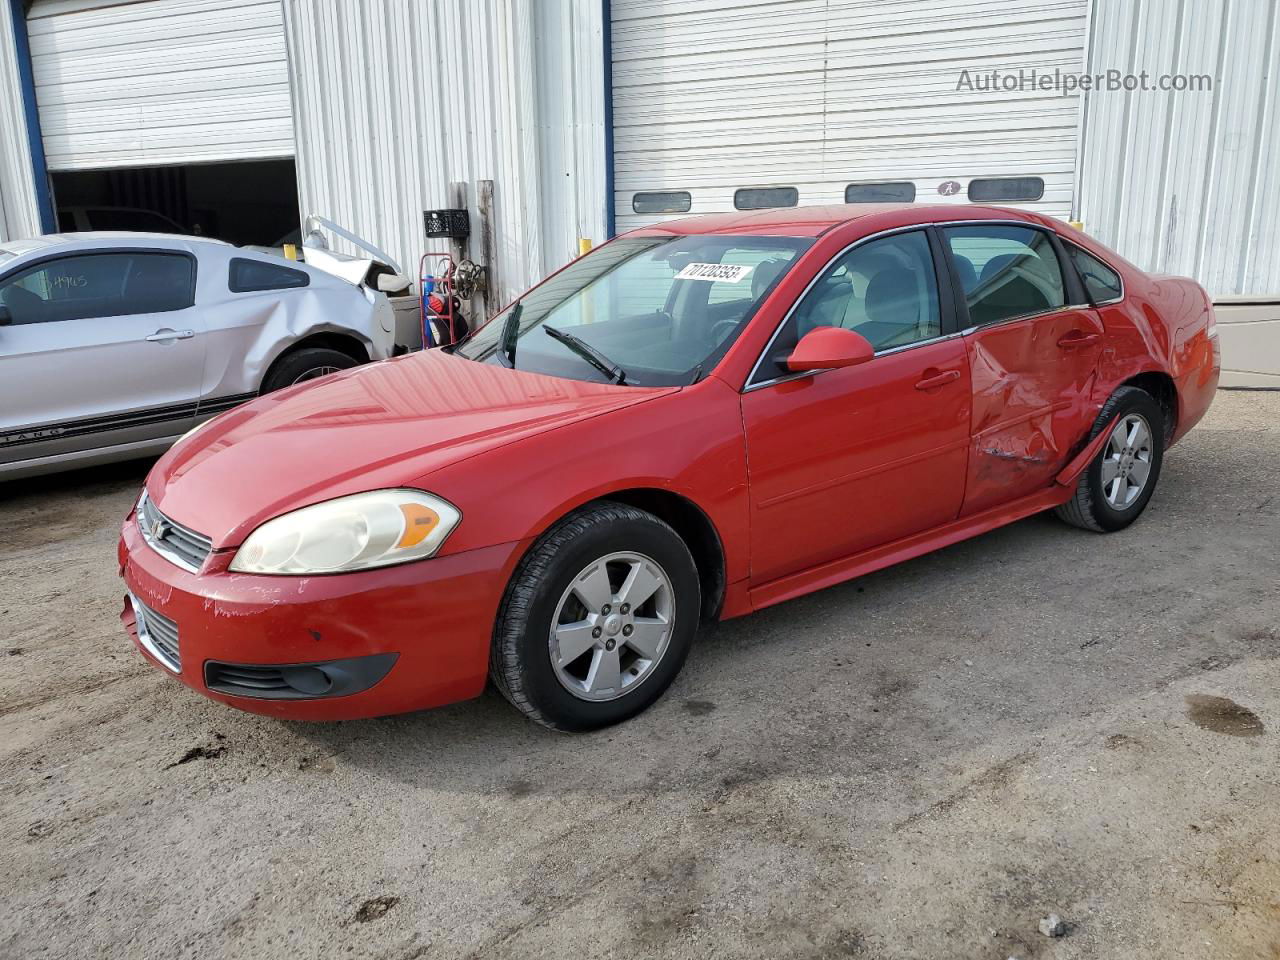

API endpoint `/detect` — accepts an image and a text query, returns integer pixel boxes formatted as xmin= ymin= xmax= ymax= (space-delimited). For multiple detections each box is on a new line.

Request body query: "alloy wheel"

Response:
xmin=291 ymin=365 xmax=341 ymax=384
xmin=1102 ymin=413 xmax=1153 ymax=510
xmin=549 ymin=552 xmax=675 ymax=702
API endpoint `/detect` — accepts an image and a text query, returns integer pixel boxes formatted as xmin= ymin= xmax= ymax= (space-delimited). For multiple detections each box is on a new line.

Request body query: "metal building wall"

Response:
xmin=0 ymin=0 xmax=40 ymax=242
xmin=610 ymin=0 xmax=1090 ymax=231
xmin=283 ymin=0 xmax=607 ymax=307
xmin=26 ymin=0 xmax=295 ymax=170
xmin=1077 ymin=0 xmax=1280 ymax=297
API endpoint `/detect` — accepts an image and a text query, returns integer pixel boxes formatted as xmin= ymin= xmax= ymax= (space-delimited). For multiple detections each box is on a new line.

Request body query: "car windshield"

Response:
xmin=453 ymin=234 xmax=812 ymax=386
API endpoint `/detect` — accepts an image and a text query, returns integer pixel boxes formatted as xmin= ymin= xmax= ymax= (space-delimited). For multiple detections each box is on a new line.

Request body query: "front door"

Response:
xmin=0 ymin=250 xmax=205 ymax=468
xmin=742 ymin=229 xmax=972 ymax=585
xmin=939 ymin=224 xmax=1104 ymax=516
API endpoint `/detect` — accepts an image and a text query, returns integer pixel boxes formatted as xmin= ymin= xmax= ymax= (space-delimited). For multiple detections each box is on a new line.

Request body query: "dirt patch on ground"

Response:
xmin=1186 ymin=694 xmax=1266 ymax=737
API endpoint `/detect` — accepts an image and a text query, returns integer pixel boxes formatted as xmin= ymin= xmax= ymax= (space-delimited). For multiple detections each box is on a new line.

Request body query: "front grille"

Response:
xmin=138 ymin=492 xmax=213 ymax=572
xmin=132 ymin=593 xmax=180 ymax=672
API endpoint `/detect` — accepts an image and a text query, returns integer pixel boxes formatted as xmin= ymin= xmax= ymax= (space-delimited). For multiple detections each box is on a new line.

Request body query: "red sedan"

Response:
xmin=118 ymin=204 xmax=1220 ymax=730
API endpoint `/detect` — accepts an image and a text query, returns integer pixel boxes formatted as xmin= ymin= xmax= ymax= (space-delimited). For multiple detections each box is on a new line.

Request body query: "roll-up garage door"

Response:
xmin=27 ymin=0 xmax=294 ymax=170
xmin=610 ymin=0 xmax=1089 ymax=231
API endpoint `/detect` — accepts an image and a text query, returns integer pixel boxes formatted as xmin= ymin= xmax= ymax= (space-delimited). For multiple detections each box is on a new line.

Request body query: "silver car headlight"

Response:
xmin=229 ymin=490 xmax=461 ymax=575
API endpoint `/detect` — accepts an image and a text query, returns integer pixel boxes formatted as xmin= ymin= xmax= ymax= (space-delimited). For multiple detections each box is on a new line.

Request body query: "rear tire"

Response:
xmin=1055 ymin=385 xmax=1165 ymax=532
xmin=490 ymin=502 xmax=700 ymax=731
xmin=261 ymin=347 xmax=358 ymax=393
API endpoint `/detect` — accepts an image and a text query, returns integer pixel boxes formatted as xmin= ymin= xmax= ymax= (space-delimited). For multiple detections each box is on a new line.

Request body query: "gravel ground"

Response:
xmin=1 ymin=390 xmax=1277 ymax=960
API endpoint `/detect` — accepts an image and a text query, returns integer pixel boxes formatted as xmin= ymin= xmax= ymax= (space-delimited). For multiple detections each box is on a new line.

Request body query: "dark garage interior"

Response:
xmin=49 ymin=158 xmax=301 ymax=247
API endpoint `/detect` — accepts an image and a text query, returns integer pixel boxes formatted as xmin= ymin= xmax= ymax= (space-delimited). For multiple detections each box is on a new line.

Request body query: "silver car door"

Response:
xmin=0 ymin=249 xmax=206 ymax=470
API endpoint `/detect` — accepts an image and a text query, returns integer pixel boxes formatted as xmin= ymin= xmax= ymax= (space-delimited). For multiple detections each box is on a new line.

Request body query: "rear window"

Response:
xmin=1066 ymin=243 xmax=1123 ymax=303
xmin=229 ymin=257 xmax=310 ymax=293
xmin=844 ymin=182 xmax=916 ymax=203
xmin=734 ymin=187 xmax=798 ymax=210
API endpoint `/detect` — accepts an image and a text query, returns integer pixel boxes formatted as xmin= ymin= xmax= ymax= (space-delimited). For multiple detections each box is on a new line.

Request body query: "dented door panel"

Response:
xmin=961 ymin=308 xmax=1104 ymax=516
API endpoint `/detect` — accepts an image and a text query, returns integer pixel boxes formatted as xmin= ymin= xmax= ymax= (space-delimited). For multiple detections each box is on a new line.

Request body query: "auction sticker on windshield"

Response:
xmin=675 ymin=262 xmax=754 ymax=283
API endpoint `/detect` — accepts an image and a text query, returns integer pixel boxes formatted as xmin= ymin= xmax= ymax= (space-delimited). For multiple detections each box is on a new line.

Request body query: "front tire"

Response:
xmin=490 ymin=502 xmax=700 ymax=731
xmin=1055 ymin=385 xmax=1165 ymax=532
xmin=261 ymin=347 xmax=358 ymax=393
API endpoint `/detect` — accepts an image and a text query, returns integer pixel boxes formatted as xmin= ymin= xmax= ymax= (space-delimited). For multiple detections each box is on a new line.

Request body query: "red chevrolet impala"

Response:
xmin=118 ymin=204 xmax=1220 ymax=730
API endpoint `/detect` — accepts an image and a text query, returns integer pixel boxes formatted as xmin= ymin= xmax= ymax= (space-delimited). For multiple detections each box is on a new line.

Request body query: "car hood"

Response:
xmin=150 ymin=350 xmax=676 ymax=549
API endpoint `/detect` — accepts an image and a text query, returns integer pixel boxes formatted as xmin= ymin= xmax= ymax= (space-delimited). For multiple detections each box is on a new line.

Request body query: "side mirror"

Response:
xmin=785 ymin=326 xmax=874 ymax=372
xmin=0 ymin=305 xmax=12 ymax=326
xmin=375 ymin=272 xmax=410 ymax=294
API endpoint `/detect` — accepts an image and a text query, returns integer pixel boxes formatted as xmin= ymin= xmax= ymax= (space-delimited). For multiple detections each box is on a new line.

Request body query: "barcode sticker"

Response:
xmin=675 ymin=262 xmax=754 ymax=283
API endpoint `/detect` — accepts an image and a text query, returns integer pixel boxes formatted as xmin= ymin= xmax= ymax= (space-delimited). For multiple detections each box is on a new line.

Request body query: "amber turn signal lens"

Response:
xmin=397 ymin=503 xmax=440 ymax=548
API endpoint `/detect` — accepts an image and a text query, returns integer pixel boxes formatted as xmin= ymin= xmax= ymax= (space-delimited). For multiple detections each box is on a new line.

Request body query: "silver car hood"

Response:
xmin=300 ymin=246 xmax=379 ymax=286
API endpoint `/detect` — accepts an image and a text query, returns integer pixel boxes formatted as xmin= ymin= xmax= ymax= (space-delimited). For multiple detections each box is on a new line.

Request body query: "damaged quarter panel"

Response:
xmin=200 ymin=282 xmax=381 ymax=400
xmin=1093 ymin=271 xmax=1217 ymax=445
xmin=195 ymin=252 xmax=390 ymax=405
xmin=1050 ymin=221 xmax=1219 ymax=448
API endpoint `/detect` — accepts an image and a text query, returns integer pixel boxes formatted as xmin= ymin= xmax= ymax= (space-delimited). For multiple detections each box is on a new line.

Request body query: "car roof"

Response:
xmin=633 ymin=203 xmax=1043 ymax=238
xmin=0 ymin=232 xmax=231 ymax=257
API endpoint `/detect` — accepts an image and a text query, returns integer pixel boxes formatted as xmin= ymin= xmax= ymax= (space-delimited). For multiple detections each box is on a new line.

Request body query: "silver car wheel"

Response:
xmin=549 ymin=551 xmax=675 ymax=702
xmin=291 ymin=365 xmax=340 ymax=385
xmin=1102 ymin=413 xmax=1153 ymax=510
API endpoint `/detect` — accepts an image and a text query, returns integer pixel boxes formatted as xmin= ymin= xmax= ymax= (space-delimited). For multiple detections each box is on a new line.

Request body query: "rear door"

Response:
xmin=0 ymin=249 xmax=205 ymax=468
xmin=742 ymin=228 xmax=972 ymax=584
xmin=940 ymin=223 xmax=1104 ymax=516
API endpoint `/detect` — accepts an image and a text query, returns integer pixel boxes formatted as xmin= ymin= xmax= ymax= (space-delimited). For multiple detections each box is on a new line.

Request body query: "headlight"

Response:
xmin=229 ymin=490 xmax=461 ymax=575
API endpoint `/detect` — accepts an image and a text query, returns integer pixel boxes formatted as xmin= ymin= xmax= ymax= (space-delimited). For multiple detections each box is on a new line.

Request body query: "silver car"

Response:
xmin=0 ymin=231 xmax=402 ymax=481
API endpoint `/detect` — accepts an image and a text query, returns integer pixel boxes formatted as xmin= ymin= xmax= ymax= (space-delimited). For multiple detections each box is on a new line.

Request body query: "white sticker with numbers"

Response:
xmin=674 ymin=262 xmax=754 ymax=283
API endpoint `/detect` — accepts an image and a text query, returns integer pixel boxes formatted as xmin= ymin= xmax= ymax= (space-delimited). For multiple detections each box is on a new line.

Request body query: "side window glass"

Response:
xmin=1066 ymin=243 xmax=1123 ymax=303
xmin=942 ymin=225 xmax=1065 ymax=327
xmin=229 ymin=257 xmax=311 ymax=293
xmin=755 ymin=231 xmax=940 ymax=383
xmin=0 ymin=253 xmax=193 ymax=324
xmin=791 ymin=230 xmax=940 ymax=353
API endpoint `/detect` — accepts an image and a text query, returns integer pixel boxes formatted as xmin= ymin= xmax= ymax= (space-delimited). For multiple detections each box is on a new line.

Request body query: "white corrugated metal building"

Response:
xmin=1 ymin=0 xmax=1276 ymax=381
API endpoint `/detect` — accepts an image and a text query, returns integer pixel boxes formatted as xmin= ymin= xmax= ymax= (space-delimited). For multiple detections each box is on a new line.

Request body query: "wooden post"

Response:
xmin=446 ymin=180 xmax=469 ymax=268
xmin=476 ymin=179 xmax=498 ymax=320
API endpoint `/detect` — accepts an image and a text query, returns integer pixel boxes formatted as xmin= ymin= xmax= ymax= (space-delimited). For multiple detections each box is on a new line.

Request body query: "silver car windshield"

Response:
xmin=454 ymin=234 xmax=812 ymax=386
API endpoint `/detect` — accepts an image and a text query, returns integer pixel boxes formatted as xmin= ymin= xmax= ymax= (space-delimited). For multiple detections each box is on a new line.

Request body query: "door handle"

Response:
xmin=914 ymin=368 xmax=961 ymax=391
xmin=1057 ymin=331 xmax=1100 ymax=349
xmin=145 ymin=328 xmax=195 ymax=342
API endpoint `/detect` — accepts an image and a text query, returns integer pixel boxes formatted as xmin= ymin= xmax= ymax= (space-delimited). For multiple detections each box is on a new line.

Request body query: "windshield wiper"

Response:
xmin=501 ymin=301 xmax=523 ymax=367
xmin=542 ymin=325 xmax=628 ymax=385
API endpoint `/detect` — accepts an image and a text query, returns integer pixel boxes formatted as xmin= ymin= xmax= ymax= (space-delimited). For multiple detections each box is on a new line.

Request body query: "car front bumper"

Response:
xmin=118 ymin=509 xmax=524 ymax=721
